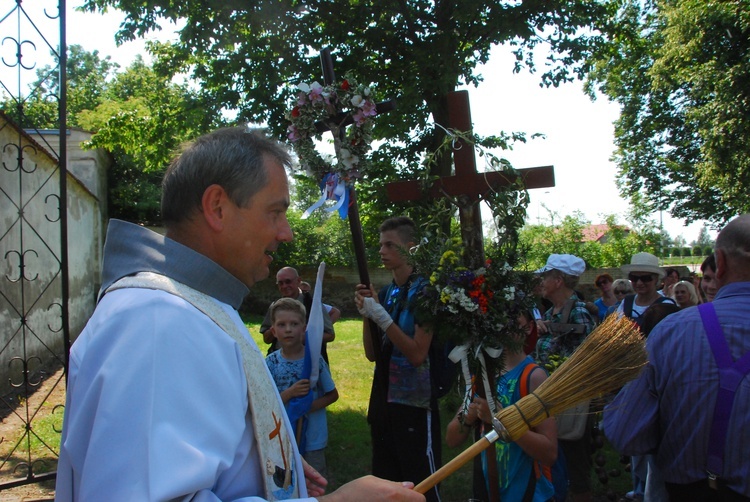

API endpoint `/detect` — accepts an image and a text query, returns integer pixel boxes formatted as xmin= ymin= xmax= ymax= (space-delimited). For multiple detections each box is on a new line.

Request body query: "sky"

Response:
xmin=4 ymin=0 xmax=713 ymax=243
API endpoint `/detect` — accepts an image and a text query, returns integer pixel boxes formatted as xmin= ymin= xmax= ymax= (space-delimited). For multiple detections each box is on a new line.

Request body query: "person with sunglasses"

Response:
xmin=616 ymin=252 xmax=676 ymax=502
xmin=593 ymin=273 xmax=617 ymax=322
xmin=260 ymin=266 xmax=336 ymax=360
xmin=604 ymin=279 xmax=635 ymax=318
xmin=617 ymin=252 xmax=676 ymax=326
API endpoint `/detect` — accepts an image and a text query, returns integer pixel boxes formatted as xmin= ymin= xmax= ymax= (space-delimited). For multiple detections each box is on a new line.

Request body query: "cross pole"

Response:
xmin=386 ymin=90 xmax=556 ymax=269
xmin=316 ymin=48 xmax=396 ymax=363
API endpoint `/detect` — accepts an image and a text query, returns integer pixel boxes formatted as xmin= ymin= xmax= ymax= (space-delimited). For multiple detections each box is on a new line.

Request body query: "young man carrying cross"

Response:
xmin=354 ymin=216 xmax=442 ymax=502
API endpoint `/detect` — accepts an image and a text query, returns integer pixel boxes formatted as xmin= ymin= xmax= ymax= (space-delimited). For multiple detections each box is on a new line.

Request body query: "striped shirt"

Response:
xmin=603 ymin=282 xmax=750 ymax=497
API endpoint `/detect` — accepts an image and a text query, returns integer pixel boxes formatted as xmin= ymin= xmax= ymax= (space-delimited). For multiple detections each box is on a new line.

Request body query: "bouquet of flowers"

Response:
xmin=410 ymin=235 xmax=537 ymax=377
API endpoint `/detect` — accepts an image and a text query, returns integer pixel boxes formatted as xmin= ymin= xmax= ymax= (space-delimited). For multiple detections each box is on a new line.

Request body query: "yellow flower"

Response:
xmin=440 ymin=290 xmax=451 ymax=304
xmin=430 ymin=273 xmax=439 ymax=284
xmin=439 ymin=250 xmax=458 ymax=266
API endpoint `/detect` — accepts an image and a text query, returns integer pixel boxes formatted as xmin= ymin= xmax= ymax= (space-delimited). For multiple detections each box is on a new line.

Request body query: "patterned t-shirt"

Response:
xmin=266 ymin=351 xmax=336 ymax=451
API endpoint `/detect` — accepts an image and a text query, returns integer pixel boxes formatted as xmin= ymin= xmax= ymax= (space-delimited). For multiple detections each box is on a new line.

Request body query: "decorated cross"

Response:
xmin=315 ymin=48 xmax=396 ymax=287
xmin=309 ymin=48 xmax=398 ymax=365
xmin=386 ymin=90 xmax=555 ymax=269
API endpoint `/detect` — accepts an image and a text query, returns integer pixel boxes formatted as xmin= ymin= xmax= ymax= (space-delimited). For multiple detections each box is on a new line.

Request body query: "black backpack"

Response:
xmin=622 ymin=294 xmax=675 ymax=327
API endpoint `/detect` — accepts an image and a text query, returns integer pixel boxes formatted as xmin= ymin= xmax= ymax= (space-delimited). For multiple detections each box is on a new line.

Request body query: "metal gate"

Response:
xmin=0 ymin=0 xmax=68 ymax=491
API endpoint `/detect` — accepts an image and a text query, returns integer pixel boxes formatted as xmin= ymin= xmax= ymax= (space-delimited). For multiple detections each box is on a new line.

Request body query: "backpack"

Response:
xmin=519 ymin=363 xmax=568 ymax=502
xmin=429 ymin=337 xmax=457 ymax=399
xmin=623 ymin=294 xmax=674 ymax=327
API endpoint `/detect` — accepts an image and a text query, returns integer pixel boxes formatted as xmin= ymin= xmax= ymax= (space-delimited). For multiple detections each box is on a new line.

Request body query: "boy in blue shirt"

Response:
xmin=266 ymin=298 xmax=339 ymax=477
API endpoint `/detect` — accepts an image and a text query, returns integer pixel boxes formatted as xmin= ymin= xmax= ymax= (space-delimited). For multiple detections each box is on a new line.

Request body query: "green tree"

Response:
xmin=519 ymin=212 xmax=659 ymax=269
xmin=76 ymin=56 xmax=225 ymax=223
xmin=693 ymin=223 xmax=714 ymax=248
xmin=79 ymin=0 xmax=615 ymax=211
xmin=587 ymin=0 xmax=750 ymax=225
xmin=1 ymin=44 xmax=119 ymax=129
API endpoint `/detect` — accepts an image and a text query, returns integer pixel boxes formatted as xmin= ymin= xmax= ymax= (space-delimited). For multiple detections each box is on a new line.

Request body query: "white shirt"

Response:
xmin=56 ymin=220 xmax=314 ymax=501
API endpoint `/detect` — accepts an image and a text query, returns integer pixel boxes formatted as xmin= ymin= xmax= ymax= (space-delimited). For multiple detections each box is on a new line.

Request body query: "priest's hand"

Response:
xmin=317 ymin=475 xmax=424 ymax=501
xmin=302 ymin=458 xmax=328 ymax=497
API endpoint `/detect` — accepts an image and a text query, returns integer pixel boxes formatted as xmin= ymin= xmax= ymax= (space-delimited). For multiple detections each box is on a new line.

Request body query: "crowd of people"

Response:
xmin=54 ymin=127 xmax=749 ymax=502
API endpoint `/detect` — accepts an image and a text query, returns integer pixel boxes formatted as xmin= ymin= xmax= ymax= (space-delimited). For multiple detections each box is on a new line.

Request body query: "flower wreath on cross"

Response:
xmin=286 ymin=74 xmax=378 ymax=218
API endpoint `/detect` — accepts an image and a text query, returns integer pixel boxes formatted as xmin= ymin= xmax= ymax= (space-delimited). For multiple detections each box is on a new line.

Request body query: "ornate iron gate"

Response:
xmin=0 ymin=0 xmax=68 ymax=491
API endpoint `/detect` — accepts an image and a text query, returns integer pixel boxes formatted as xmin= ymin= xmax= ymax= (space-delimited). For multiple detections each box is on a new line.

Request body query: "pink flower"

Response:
xmin=309 ymin=82 xmax=325 ymax=104
xmin=361 ymin=99 xmax=377 ymax=117
xmin=352 ymin=110 xmax=367 ymax=126
xmin=287 ymin=125 xmax=300 ymax=142
xmin=296 ymin=92 xmax=307 ymax=106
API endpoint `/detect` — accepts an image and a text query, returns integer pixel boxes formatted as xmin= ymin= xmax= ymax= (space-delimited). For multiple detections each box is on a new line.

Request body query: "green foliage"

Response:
xmin=79 ymin=0 xmax=617 ymax=234
xmin=273 ymin=207 xmax=355 ymax=268
xmin=518 ymin=212 xmax=661 ymax=269
xmin=587 ymin=0 xmax=750 ymax=225
xmin=2 ymin=45 xmax=225 ymax=225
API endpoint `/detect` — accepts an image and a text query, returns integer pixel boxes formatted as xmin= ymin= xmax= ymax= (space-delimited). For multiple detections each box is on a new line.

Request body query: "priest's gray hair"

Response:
xmin=161 ymin=126 xmax=292 ymax=225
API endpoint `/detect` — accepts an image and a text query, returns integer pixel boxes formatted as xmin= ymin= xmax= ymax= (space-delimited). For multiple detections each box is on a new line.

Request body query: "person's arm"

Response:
xmin=513 ymin=368 xmax=557 ymax=466
xmin=602 ymin=363 xmax=660 ymax=456
xmin=445 ymin=399 xmax=482 ymax=448
xmin=328 ymin=306 xmax=341 ymax=324
xmin=316 ymin=476 xmax=424 ymax=501
xmin=384 ymin=322 xmax=432 ymax=367
xmin=279 ymin=379 xmax=311 ymax=404
xmin=355 ymin=284 xmax=432 ymax=367
xmin=260 ymin=308 xmax=275 ymax=344
xmin=322 ymin=305 xmax=335 ymax=343
xmin=310 ymin=388 xmax=338 ymax=413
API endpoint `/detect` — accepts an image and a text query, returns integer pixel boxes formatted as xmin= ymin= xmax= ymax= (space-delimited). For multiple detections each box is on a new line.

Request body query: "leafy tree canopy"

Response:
xmin=586 ymin=0 xmax=750 ymax=226
xmin=80 ymin=0 xmax=615 ymax=181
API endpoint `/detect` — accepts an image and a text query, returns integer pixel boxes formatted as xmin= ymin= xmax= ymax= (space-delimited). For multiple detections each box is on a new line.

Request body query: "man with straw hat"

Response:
xmin=617 ymin=252 xmax=675 ymax=325
xmin=534 ymin=254 xmax=596 ymax=502
xmin=604 ymin=214 xmax=750 ymax=501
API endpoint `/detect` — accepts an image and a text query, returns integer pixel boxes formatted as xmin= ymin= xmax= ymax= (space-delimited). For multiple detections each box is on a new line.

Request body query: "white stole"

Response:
xmin=108 ymin=272 xmax=301 ymax=500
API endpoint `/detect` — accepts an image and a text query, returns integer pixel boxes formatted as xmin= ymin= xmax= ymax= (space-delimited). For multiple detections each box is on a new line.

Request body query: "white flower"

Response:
xmin=351 ymin=94 xmax=364 ymax=107
xmin=298 ymin=82 xmax=310 ymax=93
xmin=339 ymin=148 xmax=360 ymax=169
xmin=363 ymin=87 xmax=371 ymax=97
xmin=504 ymin=286 xmax=515 ymax=301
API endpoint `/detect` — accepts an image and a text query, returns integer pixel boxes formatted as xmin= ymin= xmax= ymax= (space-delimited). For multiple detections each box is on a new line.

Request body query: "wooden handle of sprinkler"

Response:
xmin=414 ymin=433 xmax=495 ymax=494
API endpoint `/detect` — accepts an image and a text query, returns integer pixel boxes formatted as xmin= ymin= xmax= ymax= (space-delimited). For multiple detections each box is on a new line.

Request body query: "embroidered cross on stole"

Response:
xmin=108 ymin=272 xmax=301 ymax=500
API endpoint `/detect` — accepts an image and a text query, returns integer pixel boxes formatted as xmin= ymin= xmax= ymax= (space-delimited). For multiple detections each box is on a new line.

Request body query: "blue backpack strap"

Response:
xmin=698 ymin=303 xmax=750 ymax=481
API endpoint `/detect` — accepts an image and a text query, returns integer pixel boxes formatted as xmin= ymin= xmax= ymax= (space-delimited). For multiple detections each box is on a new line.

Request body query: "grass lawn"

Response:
xmin=246 ymin=316 xmax=633 ymax=501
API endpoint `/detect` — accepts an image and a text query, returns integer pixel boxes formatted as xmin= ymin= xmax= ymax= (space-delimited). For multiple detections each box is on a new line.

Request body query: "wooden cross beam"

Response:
xmin=386 ymin=90 xmax=555 ymax=268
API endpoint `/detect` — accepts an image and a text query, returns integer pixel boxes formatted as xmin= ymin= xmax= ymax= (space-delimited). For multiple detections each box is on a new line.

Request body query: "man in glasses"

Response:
xmin=617 ymin=252 xmax=676 ymax=326
xmin=260 ymin=266 xmax=336 ymax=360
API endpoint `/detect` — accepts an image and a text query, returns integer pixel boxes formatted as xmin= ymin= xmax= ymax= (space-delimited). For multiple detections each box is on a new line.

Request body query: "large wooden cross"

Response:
xmin=386 ymin=90 xmax=555 ymax=269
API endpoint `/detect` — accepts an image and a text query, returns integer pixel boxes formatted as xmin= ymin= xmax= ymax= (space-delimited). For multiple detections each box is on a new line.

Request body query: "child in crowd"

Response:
xmin=445 ymin=312 xmax=558 ymax=501
xmin=265 ymin=298 xmax=339 ymax=477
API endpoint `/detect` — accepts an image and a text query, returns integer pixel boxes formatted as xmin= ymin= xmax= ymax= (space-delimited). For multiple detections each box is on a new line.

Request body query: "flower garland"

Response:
xmin=286 ymin=75 xmax=378 ymax=181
